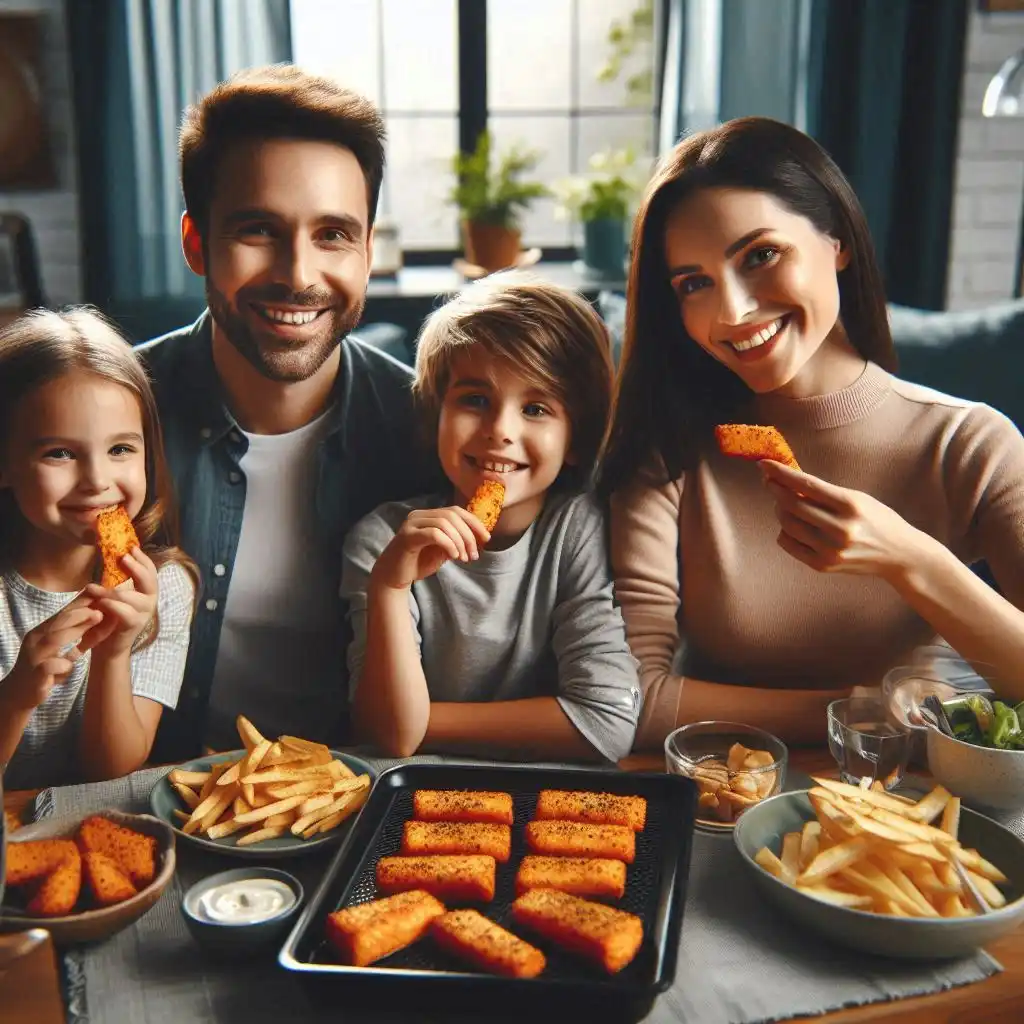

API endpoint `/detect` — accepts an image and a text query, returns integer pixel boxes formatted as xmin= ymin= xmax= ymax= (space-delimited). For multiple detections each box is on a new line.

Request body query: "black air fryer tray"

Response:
xmin=279 ymin=763 xmax=696 ymax=1021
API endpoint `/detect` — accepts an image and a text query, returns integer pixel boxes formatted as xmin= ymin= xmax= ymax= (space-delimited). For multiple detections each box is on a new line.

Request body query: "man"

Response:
xmin=139 ymin=65 xmax=438 ymax=759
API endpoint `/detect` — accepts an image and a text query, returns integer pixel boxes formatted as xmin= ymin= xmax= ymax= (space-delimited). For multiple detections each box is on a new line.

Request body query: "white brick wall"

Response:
xmin=947 ymin=9 xmax=1024 ymax=310
xmin=0 ymin=0 xmax=82 ymax=306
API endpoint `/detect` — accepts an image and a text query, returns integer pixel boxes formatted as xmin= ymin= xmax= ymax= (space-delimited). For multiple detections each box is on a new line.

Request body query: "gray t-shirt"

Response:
xmin=340 ymin=491 xmax=641 ymax=761
xmin=0 ymin=563 xmax=195 ymax=790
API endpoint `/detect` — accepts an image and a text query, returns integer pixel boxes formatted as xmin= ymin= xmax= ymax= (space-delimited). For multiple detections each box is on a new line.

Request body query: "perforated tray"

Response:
xmin=279 ymin=763 xmax=696 ymax=1021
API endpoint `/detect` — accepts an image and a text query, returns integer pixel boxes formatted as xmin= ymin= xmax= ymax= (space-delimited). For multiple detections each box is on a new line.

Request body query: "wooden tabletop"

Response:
xmin=4 ymin=750 xmax=1023 ymax=1023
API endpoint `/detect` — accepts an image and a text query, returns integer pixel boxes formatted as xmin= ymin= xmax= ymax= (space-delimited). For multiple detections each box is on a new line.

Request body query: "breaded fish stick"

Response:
xmin=5 ymin=839 xmax=79 ymax=886
xmin=413 ymin=789 xmax=514 ymax=826
xmin=326 ymin=890 xmax=445 ymax=966
xmin=27 ymin=848 xmax=82 ymax=917
xmin=402 ymin=821 xmax=511 ymax=862
xmin=534 ymin=790 xmax=647 ymax=832
xmin=525 ymin=821 xmax=635 ymax=864
xmin=376 ymin=855 xmax=497 ymax=902
xmin=431 ymin=909 xmax=546 ymax=978
xmin=515 ymin=856 xmax=627 ymax=900
xmin=95 ymin=505 xmax=140 ymax=587
xmin=466 ymin=480 xmax=505 ymax=533
xmin=511 ymin=889 xmax=644 ymax=974
xmin=715 ymin=424 xmax=801 ymax=470
xmin=77 ymin=815 xmax=158 ymax=886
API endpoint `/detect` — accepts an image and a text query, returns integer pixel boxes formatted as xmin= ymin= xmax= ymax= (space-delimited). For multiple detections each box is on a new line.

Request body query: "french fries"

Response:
xmin=166 ymin=715 xmax=371 ymax=846
xmin=690 ymin=742 xmax=780 ymax=824
xmin=754 ymin=779 xmax=1009 ymax=918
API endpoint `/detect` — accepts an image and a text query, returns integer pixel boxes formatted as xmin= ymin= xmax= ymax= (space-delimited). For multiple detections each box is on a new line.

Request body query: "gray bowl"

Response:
xmin=734 ymin=790 xmax=1024 ymax=960
xmin=925 ymin=727 xmax=1024 ymax=814
xmin=181 ymin=867 xmax=304 ymax=959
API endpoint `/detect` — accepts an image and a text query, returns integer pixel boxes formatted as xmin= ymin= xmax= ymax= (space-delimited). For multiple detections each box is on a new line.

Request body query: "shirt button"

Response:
xmin=200 ymin=427 xmax=212 ymax=439
xmin=213 ymin=563 xmax=226 ymax=577
xmin=229 ymin=471 xmax=241 ymax=484
xmin=205 ymin=598 xmax=218 ymax=611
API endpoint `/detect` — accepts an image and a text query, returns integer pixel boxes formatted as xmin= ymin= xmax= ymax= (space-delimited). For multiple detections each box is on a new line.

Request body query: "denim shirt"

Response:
xmin=137 ymin=313 xmax=441 ymax=760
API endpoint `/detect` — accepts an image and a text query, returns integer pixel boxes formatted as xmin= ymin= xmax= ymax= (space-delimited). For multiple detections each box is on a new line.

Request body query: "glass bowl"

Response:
xmin=664 ymin=721 xmax=788 ymax=832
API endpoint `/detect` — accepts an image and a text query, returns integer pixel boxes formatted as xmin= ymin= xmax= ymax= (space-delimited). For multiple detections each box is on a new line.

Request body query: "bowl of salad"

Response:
xmin=884 ymin=660 xmax=1024 ymax=813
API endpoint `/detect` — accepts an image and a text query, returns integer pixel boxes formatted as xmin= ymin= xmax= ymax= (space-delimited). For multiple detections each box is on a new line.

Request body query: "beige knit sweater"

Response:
xmin=610 ymin=362 xmax=1024 ymax=748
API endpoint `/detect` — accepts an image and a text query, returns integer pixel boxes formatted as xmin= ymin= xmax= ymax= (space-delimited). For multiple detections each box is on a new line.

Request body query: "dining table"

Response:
xmin=3 ymin=747 xmax=1022 ymax=1024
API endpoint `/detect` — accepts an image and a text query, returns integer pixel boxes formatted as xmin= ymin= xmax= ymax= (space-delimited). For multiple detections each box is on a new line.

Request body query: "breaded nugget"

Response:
xmin=431 ymin=909 xmax=546 ymax=978
xmin=534 ymin=790 xmax=647 ymax=832
xmin=515 ymin=856 xmax=627 ymax=900
xmin=376 ymin=855 xmax=496 ymax=902
xmin=82 ymin=851 xmax=138 ymax=907
xmin=412 ymin=789 xmax=513 ymax=826
xmin=77 ymin=815 xmax=157 ymax=886
xmin=27 ymin=848 xmax=82 ymax=917
xmin=402 ymin=821 xmax=511 ymax=862
xmin=714 ymin=424 xmax=801 ymax=470
xmin=525 ymin=821 xmax=635 ymax=864
xmin=465 ymin=480 xmax=505 ymax=533
xmin=326 ymin=890 xmax=446 ymax=966
xmin=5 ymin=838 xmax=79 ymax=886
xmin=511 ymin=889 xmax=644 ymax=974
xmin=95 ymin=505 xmax=140 ymax=587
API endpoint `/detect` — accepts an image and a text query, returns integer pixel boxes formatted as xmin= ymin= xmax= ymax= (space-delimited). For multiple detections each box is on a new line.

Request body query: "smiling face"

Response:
xmin=437 ymin=348 xmax=573 ymax=539
xmin=664 ymin=187 xmax=851 ymax=396
xmin=0 ymin=371 xmax=147 ymax=559
xmin=184 ymin=136 xmax=372 ymax=383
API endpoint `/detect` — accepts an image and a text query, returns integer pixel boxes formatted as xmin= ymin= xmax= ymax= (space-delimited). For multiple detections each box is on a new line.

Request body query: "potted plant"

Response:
xmin=553 ymin=147 xmax=646 ymax=279
xmin=448 ymin=132 xmax=548 ymax=273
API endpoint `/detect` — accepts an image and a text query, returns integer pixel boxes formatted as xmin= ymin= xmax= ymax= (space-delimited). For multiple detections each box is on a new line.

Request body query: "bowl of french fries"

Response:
xmin=149 ymin=716 xmax=374 ymax=858
xmin=664 ymin=722 xmax=787 ymax=830
xmin=734 ymin=779 xmax=1024 ymax=959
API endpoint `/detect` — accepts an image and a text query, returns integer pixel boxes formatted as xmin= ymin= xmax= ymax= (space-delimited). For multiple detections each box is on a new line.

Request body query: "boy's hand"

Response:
xmin=371 ymin=507 xmax=491 ymax=591
xmin=80 ymin=547 xmax=159 ymax=658
xmin=2 ymin=595 xmax=102 ymax=711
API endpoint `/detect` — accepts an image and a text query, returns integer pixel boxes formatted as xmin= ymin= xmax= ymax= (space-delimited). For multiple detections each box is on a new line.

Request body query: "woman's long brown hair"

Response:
xmin=0 ymin=308 xmax=199 ymax=599
xmin=599 ymin=117 xmax=897 ymax=497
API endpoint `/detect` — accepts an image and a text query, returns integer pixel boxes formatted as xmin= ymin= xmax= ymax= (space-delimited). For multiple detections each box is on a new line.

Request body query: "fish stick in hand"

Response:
xmin=431 ymin=908 xmax=546 ymax=978
xmin=466 ymin=480 xmax=505 ymax=533
xmin=534 ymin=790 xmax=646 ymax=831
xmin=715 ymin=424 xmax=801 ymax=470
xmin=402 ymin=821 xmax=512 ymax=862
xmin=413 ymin=790 xmax=514 ymax=826
xmin=525 ymin=820 xmax=636 ymax=863
xmin=326 ymin=890 xmax=445 ymax=966
xmin=515 ymin=856 xmax=627 ymax=900
xmin=511 ymin=889 xmax=644 ymax=974
xmin=94 ymin=505 xmax=140 ymax=587
xmin=376 ymin=855 xmax=496 ymax=902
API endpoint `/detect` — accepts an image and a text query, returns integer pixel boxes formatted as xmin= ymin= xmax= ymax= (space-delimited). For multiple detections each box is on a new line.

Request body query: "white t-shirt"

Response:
xmin=205 ymin=410 xmax=342 ymax=749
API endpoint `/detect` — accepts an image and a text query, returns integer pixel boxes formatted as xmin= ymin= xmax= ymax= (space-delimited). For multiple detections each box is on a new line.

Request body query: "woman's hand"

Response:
xmin=2 ymin=594 xmax=102 ymax=711
xmin=760 ymin=460 xmax=927 ymax=582
xmin=80 ymin=547 xmax=159 ymax=657
xmin=371 ymin=507 xmax=490 ymax=591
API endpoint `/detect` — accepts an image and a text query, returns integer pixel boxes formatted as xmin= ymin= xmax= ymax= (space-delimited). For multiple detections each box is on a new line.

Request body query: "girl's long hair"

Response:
xmin=0 ymin=308 xmax=199 ymax=598
xmin=599 ymin=117 xmax=896 ymax=497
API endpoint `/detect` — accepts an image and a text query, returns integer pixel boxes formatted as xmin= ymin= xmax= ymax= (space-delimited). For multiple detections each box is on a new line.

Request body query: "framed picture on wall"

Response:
xmin=0 ymin=13 xmax=55 ymax=189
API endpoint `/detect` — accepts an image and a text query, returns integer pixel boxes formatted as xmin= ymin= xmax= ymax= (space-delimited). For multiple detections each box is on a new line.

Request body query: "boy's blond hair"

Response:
xmin=413 ymin=272 xmax=615 ymax=486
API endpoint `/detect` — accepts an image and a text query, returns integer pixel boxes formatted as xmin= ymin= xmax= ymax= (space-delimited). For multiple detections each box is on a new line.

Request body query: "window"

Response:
xmin=290 ymin=0 xmax=658 ymax=256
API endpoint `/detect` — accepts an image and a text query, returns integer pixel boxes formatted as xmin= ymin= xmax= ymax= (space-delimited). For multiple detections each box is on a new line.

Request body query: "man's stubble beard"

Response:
xmin=207 ymin=283 xmax=366 ymax=383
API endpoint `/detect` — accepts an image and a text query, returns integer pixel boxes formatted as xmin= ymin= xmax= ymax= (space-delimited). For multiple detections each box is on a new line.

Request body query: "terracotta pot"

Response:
xmin=461 ymin=221 xmax=521 ymax=273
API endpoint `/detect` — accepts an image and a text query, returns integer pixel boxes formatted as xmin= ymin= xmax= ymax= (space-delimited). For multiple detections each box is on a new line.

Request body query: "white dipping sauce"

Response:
xmin=198 ymin=878 xmax=296 ymax=924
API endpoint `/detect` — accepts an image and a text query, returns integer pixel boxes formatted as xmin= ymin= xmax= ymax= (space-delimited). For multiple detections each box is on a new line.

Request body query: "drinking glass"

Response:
xmin=827 ymin=697 xmax=911 ymax=790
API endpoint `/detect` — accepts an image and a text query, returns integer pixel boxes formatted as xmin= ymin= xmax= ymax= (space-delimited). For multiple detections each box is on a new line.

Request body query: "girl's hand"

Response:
xmin=80 ymin=548 xmax=159 ymax=657
xmin=3 ymin=595 xmax=103 ymax=711
xmin=371 ymin=507 xmax=490 ymax=591
xmin=760 ymin=460 xmax=926 ymax=581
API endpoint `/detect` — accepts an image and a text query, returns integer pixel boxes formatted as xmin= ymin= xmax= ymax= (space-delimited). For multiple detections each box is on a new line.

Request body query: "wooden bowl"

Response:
xmin=1 ymin=809 xmax=176 ymax=946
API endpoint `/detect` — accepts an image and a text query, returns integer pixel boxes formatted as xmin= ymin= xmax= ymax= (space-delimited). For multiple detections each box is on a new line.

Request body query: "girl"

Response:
xmin=341 ymin=273 xmax=640 ymax=761
xmin=0 ymin=308 xmax=197 ymax=788
xmin=600 ymin=117 xmax=1024 ymax=749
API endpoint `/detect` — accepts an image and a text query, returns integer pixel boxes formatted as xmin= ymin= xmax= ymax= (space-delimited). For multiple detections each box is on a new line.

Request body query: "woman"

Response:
xmin=601 ymin=117 xmax=1024 ymax=749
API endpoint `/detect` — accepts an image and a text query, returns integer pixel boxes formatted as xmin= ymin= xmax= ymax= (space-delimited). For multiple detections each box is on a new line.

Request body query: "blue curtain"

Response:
xmin=69 ymin=0 xmax=291 ymax=338
xmin=806 ymin=0 xmax=968 ymax=310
